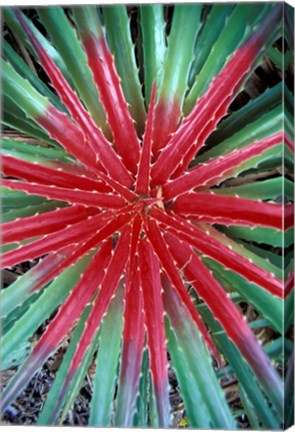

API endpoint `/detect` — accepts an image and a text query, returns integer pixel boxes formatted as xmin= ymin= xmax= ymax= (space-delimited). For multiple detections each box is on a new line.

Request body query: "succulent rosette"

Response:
xmin=1 ymin=4 xmax=294 ymax=428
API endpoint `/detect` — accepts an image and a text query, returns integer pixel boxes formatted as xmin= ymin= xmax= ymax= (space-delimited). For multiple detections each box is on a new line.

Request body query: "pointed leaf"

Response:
xmin=103 ymin=5 xmax=146 ymax=134
xmin=73 ymin=6 xmax=140 ymax=174
xmin=162 ymin=273 xmax=235 ymax=429
xmin=140 ymin=5 xmax=166 ymax=105
xmin=138 ymin=238 xmax=170 ymax=427
xmin=151 ymin=208 xmax=283 ymax=297
xmin=171 ymin=192 xmax=285 ymax=229
xmin=165 ymin=232 xmax=283 ymax=416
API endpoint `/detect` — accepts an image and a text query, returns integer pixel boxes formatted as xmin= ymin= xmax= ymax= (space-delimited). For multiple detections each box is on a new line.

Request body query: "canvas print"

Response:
xmin=1 ymin=3 xmax=294 ymax=429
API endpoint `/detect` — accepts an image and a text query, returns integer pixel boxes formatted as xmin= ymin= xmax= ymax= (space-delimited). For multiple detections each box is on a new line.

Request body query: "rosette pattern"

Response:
xmin=1 ymin=4 xmax=294 ymax=429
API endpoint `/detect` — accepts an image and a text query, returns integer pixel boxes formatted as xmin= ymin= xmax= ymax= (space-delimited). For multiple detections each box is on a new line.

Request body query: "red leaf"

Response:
xmin=145 ymin=217 xmax=219 ymax=360
xmin=82 ymin=33 xmax=140 ymax=174
xmin=2 ymin=205 xmax=99 ymax=244
xmin=49 ymin=224 xmax=133 ymax=419
xmin=15 ymin=10 xmax=134 ymax=188
xmin=151 ymin=208 xmax=283 ymax=297
xmin=171 ymin=192 xmax=285 ymax=229
xmin=116 ymin=258 xmax=145 ymax=426
xmin=2 ymin=154 xmax=111 ymax=193
xmin=29 ymin=210 xmax=133 ymax=294
xmin=138 ymin=237 xmax=170 ymax=427
xmin=2 ymin=209 xmax=132 ymax=269
xmin=165 ymin=231 xmax=283 ymax=414
xmin=1 ymin=239 xmax=113 ymax=411
xmin=163 ymin=133 xmax=283 ymax=199
xmin=152 ymin=97 xmax=181 ymax=159
xmin=285 ymin=203 xmax=294 ymax=230
xmin=2 ymin=179 xmax=125 ymax=209
xmin=70 ymin=224 xmax=132 ymax=372
xmin=151 ymin=6 xmax=282 ymax=184
xmin=135 ymin=83 xmax=156 ymax=195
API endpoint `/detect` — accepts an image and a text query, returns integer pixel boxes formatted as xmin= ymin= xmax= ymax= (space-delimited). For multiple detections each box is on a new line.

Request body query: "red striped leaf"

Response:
xmin=2 ymin=209 xmax=132 ymax=269
xmin=15 ymin=10 xmax=134 ymax=188
xmin=151 ymin=5 xmax=282 ymax=184
xmin=138 ymin=237 xmax=170 ymax=427
xmin=115 ymin=259 xmax=145 ymax=426
xmin=49 ymin=224 xmax=133 ymax=420
xmin=171 ymin=192 xmax=285 ymax=230
xmin=1 ymin=239 xmax=113 ymax=411
xmin=165 ymin=231 xmax=283 ymax=415
xmin=2 ymin=179 xmax=125 ymax=209
xmin=145 ymin=217 xmax=219 ymax=360
xmin=2 ymin=205 xmax=99 ymax=244
xmin=2 ymin=154 xmax=112 ymax=193
xmin=135 ymin=84 xmax=156 ymax=195
xmin=74 ymin=9 xmax=140 ymax=174
xmin=29 ymin=210 xmax=133 ymax=294
xmin=163 ymin=133 xmax=282 ymax=200
xmin=151 ymin=208 xmax=283 ymax=298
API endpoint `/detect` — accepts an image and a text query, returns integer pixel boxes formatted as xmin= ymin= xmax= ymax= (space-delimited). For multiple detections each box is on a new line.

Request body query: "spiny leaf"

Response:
xmin=37 ymin=6 xmax=109 ymax=133
xmin=138 ymin=238 xmax=170 ymax=427
xmin=49 ymin=224 xmax=132 ymax=421
xmin=2 ymin=179 xmax=125 ymax=209
xmin=151 ymin=5 xmax=282 ymax=184
xmin=140 ymin=5 xmax=166 ymax=105
xmin=152 ymin=208 xmax=283 ymax=297
xmin=103 ymin=5 xmax=146 ymax=134
xmin=73 ymin=6 xmax=140 ymax=174
xmin=163 ymin=133 xmax=282 ymax=200
xmin=152 ymin=5 xmax=202 ymax=156
xmin=165 ymin=232 xmax=283 ymax=416
xmin=163 ymin=274 xmax=236 ymax=429
xmin=171 ymin=191 xmax=286 ymax=230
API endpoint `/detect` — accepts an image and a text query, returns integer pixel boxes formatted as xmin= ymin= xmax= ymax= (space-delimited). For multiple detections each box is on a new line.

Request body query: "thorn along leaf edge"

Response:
xmin=1 ymin=3 xmax=294 ymax=429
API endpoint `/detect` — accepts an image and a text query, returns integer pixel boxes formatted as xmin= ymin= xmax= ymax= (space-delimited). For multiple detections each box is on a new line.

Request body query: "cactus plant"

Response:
xmin=1 ymin=3 xmax=294 ymax=429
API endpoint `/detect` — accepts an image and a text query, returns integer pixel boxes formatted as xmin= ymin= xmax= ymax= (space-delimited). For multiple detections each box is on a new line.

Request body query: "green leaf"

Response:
xmin=3 ymin=40 xmax=65 ymax=111
xmin=212 ymin=177 xmax=292 ymax=202
xmin=133 ymin=348 xmax=149 ymax=427
xmin=140 ymin=5 xmax=166 ymax=104
xmin=103 ymin=5 xmax=146 ymax=134
xmin=2 ymin=287 xmax=44 ymax=336
xmin=285 ymin=290 xmax=294 ymax=332
xmin=163 ymin=279 xmax=235 ymax=428
xmin=203 ymin=257 xmax=283 ymax=334
xmin=236 ymin=241 xmax=284 ymax=268
xmin=149 ymin=375 xmax=159 ymax=427
xmin=2 ymin=138 xmax=73 ymax=164
xmin=159 ymin=5 xmax=202 ymax=106
xmin=58 ymin=318 xmax=100 ymax=424
xmin=185 ymin=4 xmax=269 ymax=112
xmin=208 ymin=84 xmax=282 ymax=147
xmin=1 ymin=340 xmax=31 ymax=371
xmin=267 ymin=46 xmax=292 ymax=70
xmin=2 ymin=201 xmax=66 ymax=223
xmin=3 ymin=60 xmax=49 ymax=119
xmin=196 ymin=105 xmax=282 ymax=163
xmin=89 ymin=282 xmax=125 ymax=426
xmin=3 ymin=112 xmax=55 ymax=147
xmin=1 ymin=254 xmax=92 ymax=362
xmin=2 ymin=187 xmax=48 ymax=210
xmin=199 ymin=305 xmax=281 ymax=429
xmin=37 ymin=304 xmax=93 ymax=425
xmin=188 ymin=4 xmax=235 ymax=88
xmin=201 ymin=225 xmax=283 ymax=278
xmin=221 ymin=225 xmax=293 ymax=248
xmin=37 ymin=7 xmax=108 ymax=133
xmin=4 ymin=8 xmax=71 ymax=84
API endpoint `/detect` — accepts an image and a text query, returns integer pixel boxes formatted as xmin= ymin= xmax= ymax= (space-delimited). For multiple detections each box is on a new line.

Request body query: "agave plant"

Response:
xmin=1 ymin=3 xmax=294 ymax=429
